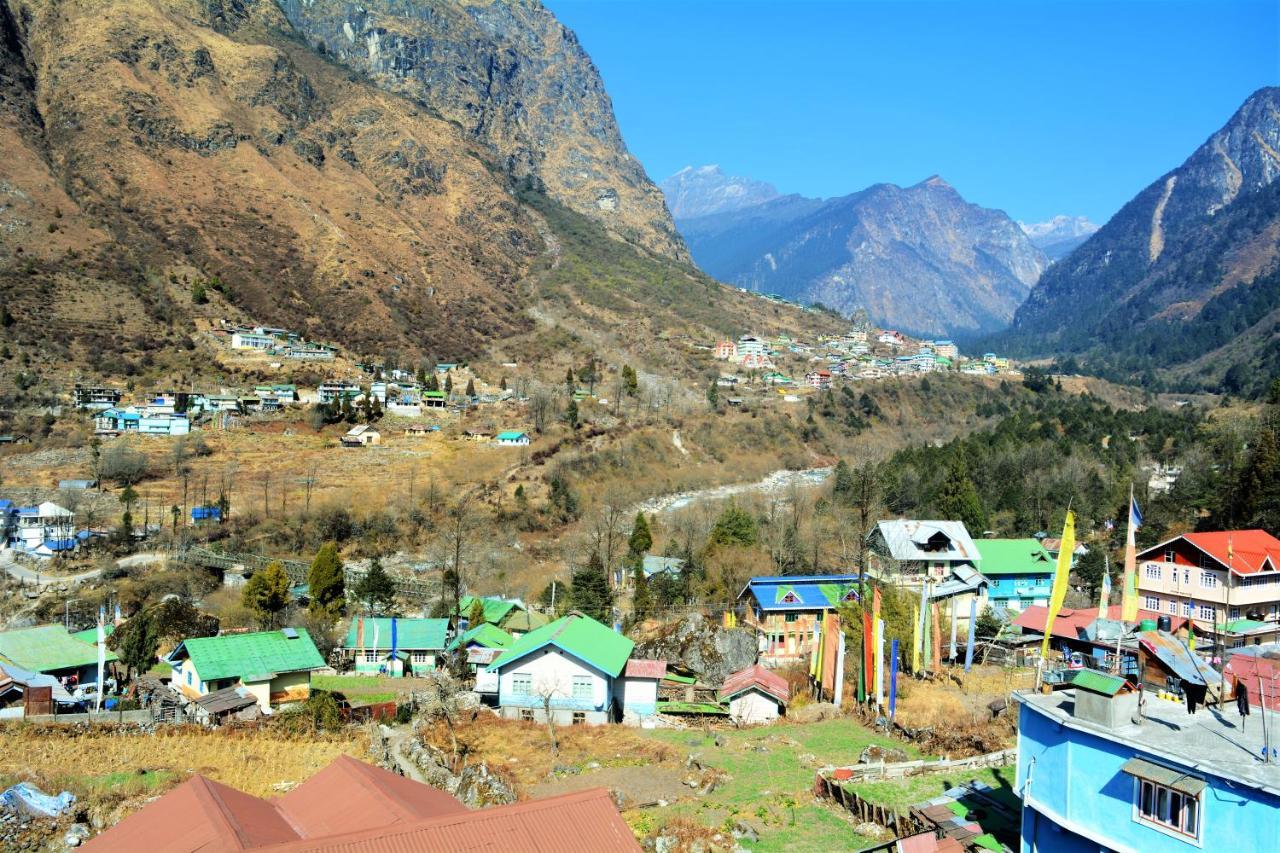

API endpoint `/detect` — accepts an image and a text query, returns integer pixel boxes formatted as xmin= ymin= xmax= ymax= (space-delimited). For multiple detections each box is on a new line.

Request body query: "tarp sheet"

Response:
xmin=0 ymin=783 xmax=75 ymax=817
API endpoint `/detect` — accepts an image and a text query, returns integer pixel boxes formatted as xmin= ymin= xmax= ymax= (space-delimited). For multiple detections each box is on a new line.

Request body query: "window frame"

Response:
xmin=1132 ymin=775 xmax=1203 ymax=843
xmin=511 ymin=672 xmax=533 ymax=695
xmin=571 ymin=675 xmax=593 ymax=702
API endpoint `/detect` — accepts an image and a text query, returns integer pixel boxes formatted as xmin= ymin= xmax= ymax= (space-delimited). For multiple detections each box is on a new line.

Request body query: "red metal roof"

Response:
xmin=1013 ymin=605 xmax=1186 ymax=640
xmin=1223 ymin=653 xmax=1280 ymax=711
xmin=1156 ymin=529 xmax=1280 ymax=575
xmin=719 ymin=664 xmax=790 ymax=703
xmin=256 ymin=787 xmax=640 ymax=852
xmin=83 ymin=774 xmax=302 ymax=851
xmin=82 ymin=758 xmax=637 ymax=852
xmin=276 ymin=755 xmax=466 ymax=838
xmin=624 ymin=658 xmax=668 ymax=679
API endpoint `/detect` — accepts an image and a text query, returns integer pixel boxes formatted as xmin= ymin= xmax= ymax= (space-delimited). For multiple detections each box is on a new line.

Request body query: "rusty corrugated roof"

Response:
xmin=624 ymin=659 xmax=668 ymax=679
xmin=82 ymin=758 xmax=637 ymax=852
xmin=276 ymin=755 xmax=466 ymax=838
xmin=719 ymin=664 xmax=790 ymax=703
xmin=255 ymin=787 xmax=640 ymax=852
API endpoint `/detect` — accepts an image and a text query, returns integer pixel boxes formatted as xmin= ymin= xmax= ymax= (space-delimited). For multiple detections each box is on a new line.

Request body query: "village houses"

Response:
xmin=737 ymin=574 xmax=861 ymax=665
xmin=166 ymin=628 xmax=326 ymax=712
xmin=341 ymin=617 xmax=450 ymax=676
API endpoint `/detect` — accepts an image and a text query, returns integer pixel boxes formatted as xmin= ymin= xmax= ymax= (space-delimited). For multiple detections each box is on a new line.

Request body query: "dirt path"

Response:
xmin=528 ymin=764 xmax=690 ymax=808
xmin=383 ymin=725 xmax=429 ymax=784
xmin=0 ymin=550 xmax=167 ymax=589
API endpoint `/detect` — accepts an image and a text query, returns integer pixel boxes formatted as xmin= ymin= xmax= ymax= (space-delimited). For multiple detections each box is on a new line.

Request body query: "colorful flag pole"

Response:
xmin=889 ymin=639 xmax=899 ymax=721
xmin=95 ymin=605 xmax=106 ymax=713
xmin=1120 ymin=488 xmax=1142 ymax=621
xmin=911 ymin=603 xmax=921 ymax=675
xmin=949 ymin=597 xmax=958 ymax=661
xmin=964 ymin=597 xmax=977 ymax=673
xmin=1098 ymin=554 xmax=1112 ymax=620
xmin=390 ymin=617 xmax=399 ymax=675
xmin=834 ymin=631 xmax=847 ymax=710
xmin=1041 ymin=510 xmax=1077 ymax=660
xmin=875 ymin=617 xmax=885 ymax=710
xmin=861 ymin=608 xmax=873 ymax=704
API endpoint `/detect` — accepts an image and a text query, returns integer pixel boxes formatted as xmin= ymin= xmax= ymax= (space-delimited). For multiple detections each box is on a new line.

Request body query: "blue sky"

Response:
xmin=546 ymin=0 xmax=1279 ymax=224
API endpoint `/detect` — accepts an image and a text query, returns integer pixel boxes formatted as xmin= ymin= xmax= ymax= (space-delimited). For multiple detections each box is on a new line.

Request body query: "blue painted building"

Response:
xmin=1015 ymin=681 xmax=1280 ymax=852
xmin=976 ymin=538 xmax=1054 ymax=612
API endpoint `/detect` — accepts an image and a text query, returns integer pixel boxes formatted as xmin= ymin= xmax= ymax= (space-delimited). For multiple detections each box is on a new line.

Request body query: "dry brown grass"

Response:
xmin=0 ymin=725 xmax=367 ymax=800
xmin=418 ymin=714 xmax=679 ymax=792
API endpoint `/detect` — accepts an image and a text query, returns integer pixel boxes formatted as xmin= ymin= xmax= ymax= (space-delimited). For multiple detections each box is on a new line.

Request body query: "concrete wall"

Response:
xmin=620 ymin=676 xmax=658 ymax=716
xmin=1016 ymin=699 xmax=1280 ymax=852
xmin=26 ymin=710 xmax=153 ymax=724
xmin=269 ymin=670 xmax=312 ymax=706
xmin=729 ymin=689 xmax=781 ymax=724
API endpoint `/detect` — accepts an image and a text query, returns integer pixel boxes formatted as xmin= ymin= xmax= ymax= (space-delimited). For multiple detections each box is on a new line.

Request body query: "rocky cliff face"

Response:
xmin=271 ymin=0 xmax=687 ymax=261
xmin=677 ymin=176 xmax=1046 ymax=339
xmin=660 ymin=165 xmax=779 ymax=219
xmin=998 ymin=87 xmax=1280 ymax=394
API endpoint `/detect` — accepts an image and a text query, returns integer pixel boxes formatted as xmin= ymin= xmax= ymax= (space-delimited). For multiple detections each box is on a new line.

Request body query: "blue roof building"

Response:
xmin=737 ymin=574 xmax=863 ymax=665
xmin=1015 ymin=682 xmax=1280 ymax=852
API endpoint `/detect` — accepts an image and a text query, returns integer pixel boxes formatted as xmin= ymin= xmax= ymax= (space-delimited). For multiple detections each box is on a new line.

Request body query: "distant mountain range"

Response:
xmin=665 ymin=171 xmax=1046 ymax=339
xmin=1018 ymin=215 xmax=1100 ymax=261
xmin=993 ymin=86 xmax=1280 ymax=396
xmin=660 ymin=166 xmax=779 ymax=219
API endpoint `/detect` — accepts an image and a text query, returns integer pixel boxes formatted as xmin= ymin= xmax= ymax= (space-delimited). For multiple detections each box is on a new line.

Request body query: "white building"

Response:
xmin=719 ymin=664 xmax=789 ymax=724
xmin=230 ymin=331 xmax=274 ymax=351
xmin=14 ymin=502 xmax=76 ymax=557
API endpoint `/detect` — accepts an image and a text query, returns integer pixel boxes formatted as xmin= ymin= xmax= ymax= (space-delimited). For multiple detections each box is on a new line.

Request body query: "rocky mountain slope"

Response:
xmin=674 ymin=176 xmax=1047 ymax=339
xmin=0 ymin=0 xmax=712 ymax=388
xmin=1018 ymin=215 xmax=1099 ymax=261
xmin=659 ymin=165 xmax=779 ymax=219
xmin=274 ymin=0 xmax=686 ymax=262
xmin=995 ymin=87 xmax=1280 ymax=395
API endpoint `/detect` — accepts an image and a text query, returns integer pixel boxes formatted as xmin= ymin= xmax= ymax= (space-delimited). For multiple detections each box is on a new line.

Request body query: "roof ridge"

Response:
xmin=187 ymin=775 xmax=262 ymax=850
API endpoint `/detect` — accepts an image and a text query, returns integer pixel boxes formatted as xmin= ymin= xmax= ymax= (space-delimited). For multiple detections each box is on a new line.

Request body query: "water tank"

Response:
xmin=1156 ymin=615 xmax=1172 ymax=633
xmin=1139 ymin=619 xmax=1157 ymax=632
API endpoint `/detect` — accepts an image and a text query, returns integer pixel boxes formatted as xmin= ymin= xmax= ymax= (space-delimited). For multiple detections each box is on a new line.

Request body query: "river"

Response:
xmin=635 ymin=466 xmax=833 ymax=516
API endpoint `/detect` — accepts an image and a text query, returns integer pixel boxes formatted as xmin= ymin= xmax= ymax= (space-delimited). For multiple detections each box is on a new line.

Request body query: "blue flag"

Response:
xmin=1130 ymin=497 xmax=1143 ymax=530
xmin=390 ymin=617 xmax=398 ymax=672
xmin=888 ymin=639 xmax=899 ymax=721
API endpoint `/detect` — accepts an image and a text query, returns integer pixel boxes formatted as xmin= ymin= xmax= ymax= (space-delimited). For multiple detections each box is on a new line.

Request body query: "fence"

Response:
xmin=818 ymin=748 xmax=1017 ymax=784
xmin=813 ymin=775 xmax=927 ymax=838
xmin=176 ymin=547 xmax=439 ymax=602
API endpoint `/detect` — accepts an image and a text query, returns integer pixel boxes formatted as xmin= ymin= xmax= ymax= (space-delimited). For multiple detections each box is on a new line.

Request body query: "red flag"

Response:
xmin=822 ymin=612 xmax=841 ymax=697
xmin=357 ymin=617 xmax=365 ymax=650
xmin=862 ymin=610 xmax=874 ymax=700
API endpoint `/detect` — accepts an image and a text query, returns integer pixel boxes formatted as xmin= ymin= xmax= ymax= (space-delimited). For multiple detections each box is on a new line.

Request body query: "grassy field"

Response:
xmin=635 ymin=718 xmax=921 ymax=851
xmin=311 ymin=674 xmax=430 ymax=706
xmin=0 ymin=726 xmax=367 ymax=805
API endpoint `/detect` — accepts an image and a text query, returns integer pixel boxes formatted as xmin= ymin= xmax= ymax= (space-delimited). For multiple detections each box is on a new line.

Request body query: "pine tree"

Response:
xmin=565 ymin=399 xmax=579 ymax=429
xmin=467 ymin=598 xmax=486 ymax=628
xmin=243 ymin=561 xmax=291 ymax=628
xmin=307 ymin=541 xmax=345 ymax=617
xmin=465 ymin=378 xmax=476 ymax=398
xmin=444 ymin=374 xmax=453 ymax=394
xmin=631 ymin=564 xmax=652 ymax=623
xmin=622 ymin=364 xmax=639 ymax=397
xmin=935 ymin=455 xmax=988 ymax=533
xmin=114 ymin=608 xmax=160 ymax=678
xmin=709 ymin=503 xmax=757 ymax=547
xmin=833 ymin=459 xmax=854 ymax=502
xmin=706 ymin=379 xmax=719 ymax=409
xmin=354 ymin=557 xmax=397 ymax=614
xmin=627 ymin=511 xmax=653 ymax=557
xmin=570 ymin=550 xmax=613 ymax=623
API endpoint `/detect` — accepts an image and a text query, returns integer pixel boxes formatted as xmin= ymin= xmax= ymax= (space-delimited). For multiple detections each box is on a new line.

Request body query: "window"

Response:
xmin=1229 ymin=608 xmax=1240 ymax=620
xmin=1163 ymin=550 xmax=1176 ymax=564
xmin=1135 ymin=778 xmax=1201 ymax=839
xmin=1198 ymin=604 xmax=1215 ymax=621
xmin=1198 ymin=553 xmax=1212 ymax=570
xmin=571 ymin=676 xmax=593 ymax=701
xmin=1144 ymin=596 xmax=1160 ymax=611
xmin=1168 ymin=600 xmax=1178 ymax=615
xmin=1181 ymin=602 xmax=1191 ymax=616
xmin=780 ymin=591 xmax=799 ymax=604
xmin=511 ymin=673 xmax=532 ymax=695
xmin=572 ymin=712 xmax=586 ymax=725
xmin=1144 ymin=564 xmax=1162 ymax=581
xmin=186 ymin=670 xmax=193 ymax=686
xmin=363 ymin=650 xmax=378 ymax=663
xmin=412 ymin=651 xmax=430 ymax=664
xmin=1183 ymin=568 xmax=1191 ymax=584
xmin=784 ymin=613 xmax=799 ymax=623
xmin=519 ymin=709 xmax=535 ymax=722
xmin=1200 ymin=572 xmax=1218 ymax=590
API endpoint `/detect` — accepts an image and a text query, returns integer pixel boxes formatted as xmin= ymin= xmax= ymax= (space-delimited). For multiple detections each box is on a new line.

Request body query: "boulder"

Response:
xmin=633 ymin=613 xmax=758 ymax=685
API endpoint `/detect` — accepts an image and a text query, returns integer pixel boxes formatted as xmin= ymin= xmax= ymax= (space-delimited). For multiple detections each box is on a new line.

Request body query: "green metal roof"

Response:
xmin=342 ymin=618 xmax=449 ymax=651
xmin=70 ymin=624 xmax=115 ymax=645
xmin=1068 ymin=667 xmax=1129 ymax=697
xmin=0 ymin=625 xmax=117 ymax=673
xmin=974 ymin=538 xmax=1053 ymax=575
xmin=170 ymin=629 xmax=325 ymax=682
xmin=457 ymin=596 xmax=520 ymax=625
xmin=495 ymin=431 xmax=528 ymax=441
xmin=1218 ymin=619 xmax=1268 ymax=634
xmin=487 ymin=613 xmax=633 ymax=677
xmin=446 ymin=623 xmax=513 ymax=652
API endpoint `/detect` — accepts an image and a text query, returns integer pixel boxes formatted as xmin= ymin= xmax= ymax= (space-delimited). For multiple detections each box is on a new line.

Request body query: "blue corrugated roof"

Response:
xmin=739 ymin=574 xmax=864 ymax=611
xmin=43 ymin=539 xmax=77 ymax=551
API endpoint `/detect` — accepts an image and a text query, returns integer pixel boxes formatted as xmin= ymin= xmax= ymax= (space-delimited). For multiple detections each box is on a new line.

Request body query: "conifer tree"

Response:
xmin=307 ymin=542 xmax=345 ymax=617
xmin=570 ymin=550 xmax=612 ymax=623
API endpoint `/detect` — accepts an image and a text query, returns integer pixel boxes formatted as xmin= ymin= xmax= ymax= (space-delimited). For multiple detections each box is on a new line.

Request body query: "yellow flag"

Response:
xmin=810 ymin=620 xmax=822 ymax=679
xmin=1041 ymin=511 xmax=1077 ymax=660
